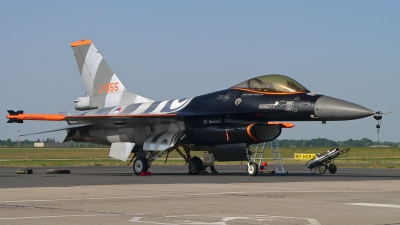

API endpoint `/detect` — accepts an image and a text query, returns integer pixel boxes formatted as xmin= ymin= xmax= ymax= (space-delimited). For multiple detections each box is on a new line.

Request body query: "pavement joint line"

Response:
xmin=1 ymin=190 xmax=382 ymax=203
xmin=346 ymin=203 xmax=400 ymax=209
xmin=0 ymin=214 xmax=121 ymax=220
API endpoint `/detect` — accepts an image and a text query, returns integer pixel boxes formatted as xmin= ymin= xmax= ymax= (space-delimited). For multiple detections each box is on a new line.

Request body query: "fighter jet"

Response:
xmin=7 ymin=39 xmax=376 ymax=176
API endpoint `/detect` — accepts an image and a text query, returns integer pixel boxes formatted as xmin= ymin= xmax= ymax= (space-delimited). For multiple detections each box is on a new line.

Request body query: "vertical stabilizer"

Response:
xmin=71 ymin=39 xmax=153 ymax=110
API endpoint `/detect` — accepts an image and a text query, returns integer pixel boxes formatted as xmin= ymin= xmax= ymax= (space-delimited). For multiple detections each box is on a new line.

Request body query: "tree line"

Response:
xmin=278 ymin=138 xmax=398 ymax=147
xmin=0 ymin=137 xmax=398 ymax=148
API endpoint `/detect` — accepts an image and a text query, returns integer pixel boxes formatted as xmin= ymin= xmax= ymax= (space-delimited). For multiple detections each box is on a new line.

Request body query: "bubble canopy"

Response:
xmin=230 ymin=74 xmax=310 ymax=94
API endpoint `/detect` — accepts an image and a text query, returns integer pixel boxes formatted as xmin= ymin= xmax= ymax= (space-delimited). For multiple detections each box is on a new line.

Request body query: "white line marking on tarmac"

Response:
xmin=307 ymin=219 xmax=322 ymax=225
xmin=0 ymin=214 xmax=120 ymax=220
xmin=2 ymin=191 xmax=380 ymax=203
xmin=129 ymin=217 xmax=142 ymax=221
xmin=129 ymin=215 xmax=321 ymax=225
xmin=347 ymin=203 xmax=400 ymax=209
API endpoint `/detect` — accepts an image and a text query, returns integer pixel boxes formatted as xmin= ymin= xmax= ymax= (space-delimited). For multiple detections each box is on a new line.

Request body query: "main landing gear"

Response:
xmin=129 ymin=144 xmax=207 ymax=175
xmin=188 ymin=156 xmax=204 ymax=175
xmin=133 ymin=157 xmax=149 ymax=175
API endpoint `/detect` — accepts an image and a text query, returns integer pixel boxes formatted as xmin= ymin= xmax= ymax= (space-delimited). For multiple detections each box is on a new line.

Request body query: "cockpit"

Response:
xmin=230 ymin=74 xmax=310 ymax=94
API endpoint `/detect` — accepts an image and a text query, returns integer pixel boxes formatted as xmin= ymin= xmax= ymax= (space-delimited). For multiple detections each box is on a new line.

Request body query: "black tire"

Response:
xmin=247 ymin=162 xmax=259 ymax=176
xmin=188 ymin=156 xmax=204 ymax=175
xmin=318 ymin=164 xmax=327 ymax=174
xmin=328 ymin=164 xmax=337 ymax=174
xmin=133 ymin=157 xmax=148 ymax=175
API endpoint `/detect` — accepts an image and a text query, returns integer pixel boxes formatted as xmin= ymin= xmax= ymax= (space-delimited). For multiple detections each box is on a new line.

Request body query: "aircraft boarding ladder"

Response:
xmin=269 ymin=139 xmax=286 ymax=173
xmin=253 ymin=139 xmax=286 ymax=174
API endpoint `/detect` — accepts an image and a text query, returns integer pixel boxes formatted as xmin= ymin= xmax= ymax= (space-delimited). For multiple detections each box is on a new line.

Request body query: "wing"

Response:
xmin=65 ymin=113 xmax=180 ymax=128
xmin=6 ymin=110 xmax=180 ymax=128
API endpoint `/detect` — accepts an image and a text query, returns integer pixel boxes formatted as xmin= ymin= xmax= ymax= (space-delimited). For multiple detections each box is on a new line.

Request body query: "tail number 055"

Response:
xmin=98 ymin=82 xmax=119 ymax=94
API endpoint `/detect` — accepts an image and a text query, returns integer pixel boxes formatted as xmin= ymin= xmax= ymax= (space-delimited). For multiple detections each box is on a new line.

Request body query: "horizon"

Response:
xmin=1 ymin=137 xmax=397 ymax=144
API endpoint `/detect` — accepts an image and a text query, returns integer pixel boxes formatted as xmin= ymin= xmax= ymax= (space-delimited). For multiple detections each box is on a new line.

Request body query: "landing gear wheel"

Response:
xmin=318 ymin=164 xmax=327 ymax=174
xmin=328 ymin=164 xmax=337 ymax=174
xmin=188 ymin=156 xmax=204 ymax=175
xmin=133 ymin=157 xmax=148 ymax=175
xmin=247 ymin=162 xmax=259 ymax=176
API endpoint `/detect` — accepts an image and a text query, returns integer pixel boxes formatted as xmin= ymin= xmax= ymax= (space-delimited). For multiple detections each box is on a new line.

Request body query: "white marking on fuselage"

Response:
xmin=346 ymin=203 xmax=400 ymax=209
xmin=170 ymin=99 xmax=189 ymax=109
xmin=150 ymin=100 xmax=169 ymax=114
xmin=131 ymin=102 xmax=153 ymax=114
xmin=169 ymin=98 xmax=193 ymax=112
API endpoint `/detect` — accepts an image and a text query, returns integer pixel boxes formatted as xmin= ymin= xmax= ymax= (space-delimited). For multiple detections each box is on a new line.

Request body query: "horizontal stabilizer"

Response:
xmin=59 ymin=111 xmax=72 ymax=116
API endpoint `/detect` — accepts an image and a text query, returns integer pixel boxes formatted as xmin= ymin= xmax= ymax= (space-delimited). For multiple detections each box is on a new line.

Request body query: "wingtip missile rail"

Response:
xmin=6 ymin=110 xmax=66 ymax=123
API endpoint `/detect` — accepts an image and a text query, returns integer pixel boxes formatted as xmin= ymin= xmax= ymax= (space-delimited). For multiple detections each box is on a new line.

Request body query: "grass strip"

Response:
xmin=1 ymin=147 xmax=399 ymax=168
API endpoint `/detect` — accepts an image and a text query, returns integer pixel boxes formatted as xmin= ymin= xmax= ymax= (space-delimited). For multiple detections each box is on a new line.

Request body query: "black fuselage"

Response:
xmin=180 ymin=89 xmax=318 ymax=122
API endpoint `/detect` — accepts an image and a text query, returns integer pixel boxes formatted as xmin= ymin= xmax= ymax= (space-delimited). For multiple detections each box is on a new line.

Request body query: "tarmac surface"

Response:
xmin=1 ymin=164 xmax=399 ymax=224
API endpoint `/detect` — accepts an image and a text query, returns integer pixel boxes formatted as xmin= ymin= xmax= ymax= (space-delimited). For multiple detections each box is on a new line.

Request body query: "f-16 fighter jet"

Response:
xmin=7 ymin=39 xmax=378 ymax=176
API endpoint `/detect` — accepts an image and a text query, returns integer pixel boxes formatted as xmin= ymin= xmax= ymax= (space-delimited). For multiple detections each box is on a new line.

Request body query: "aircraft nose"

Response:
xmin=314 ymin=96 xmax=374 ymax=121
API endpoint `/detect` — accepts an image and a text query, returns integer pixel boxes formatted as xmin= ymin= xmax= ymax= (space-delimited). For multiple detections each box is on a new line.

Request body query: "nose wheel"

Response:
xmin=247 ymin=162 xmax=259 ymax=176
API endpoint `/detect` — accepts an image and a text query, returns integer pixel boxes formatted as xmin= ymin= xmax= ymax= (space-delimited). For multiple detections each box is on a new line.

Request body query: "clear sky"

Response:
xmin=1 ymin=1 xmax=399 ymax=143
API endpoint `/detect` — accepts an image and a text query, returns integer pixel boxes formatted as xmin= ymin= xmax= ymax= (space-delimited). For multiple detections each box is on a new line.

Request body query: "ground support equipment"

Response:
xmin=270 ymin=139 xmax=286 ymax=174
xmin=249 ymin=139 xmax=286 ymax=176
xmin=306 ymin=148 xmax=350 ymax=174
